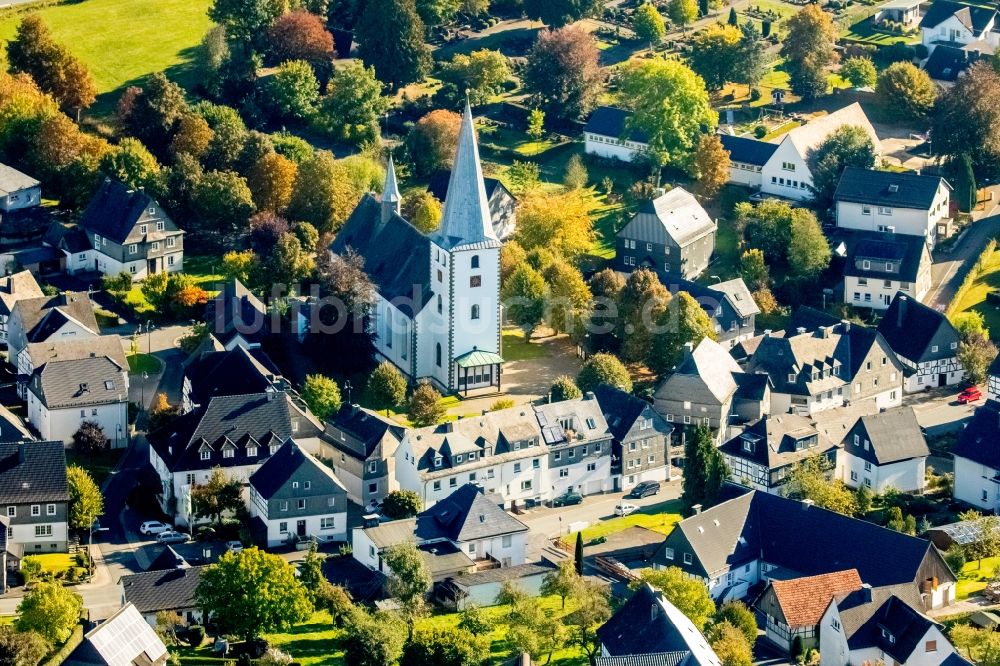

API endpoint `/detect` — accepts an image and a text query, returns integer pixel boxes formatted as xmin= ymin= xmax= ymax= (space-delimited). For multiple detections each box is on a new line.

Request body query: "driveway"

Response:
xmin=927 ymin=201 xmax=1000 ymax=311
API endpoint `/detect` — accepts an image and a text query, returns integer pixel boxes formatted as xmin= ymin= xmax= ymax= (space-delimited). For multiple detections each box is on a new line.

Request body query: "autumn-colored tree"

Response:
xmin=780 ymin=4 xmax=838 ymax=100
xmin=99 ymin=138 xmax=162 ymax=192
xmin=401 ymin=190 xmax=443 ymax=233
xmin=514 ymin=189 xmax=595 ymax=261
xmin=406 ymin=109 xmax=462 ymax=177
xmin=248 ymin=152 xmax=298 ymax=214
xmin=875 ymin=62 xmax=936 ymax=122
xmin=691 ymin=134 xmax=730 ymax=198
xmin=633 ymin=3 xmax=666 ymax=46
xmin=931 ymin=63 xmax=1000 ymax=179
xmin=543 ymin=258 xmax=592 ymax=335
xmin=648 ymin=291 xmax=718 ymax=373
xmin=267 ymin=10 xmax=336 ymax=69
xmin=523 ymin=26 xmax=604 ymax=121
xmin=407 ymin=381 xmax=446 ymax=427
xmin=170 ymin=113 xmax=214 ymax=159
xmin=667 ymin=0 xmax=698 ymax=32
xmin=288 ymin=150 xmax=360 ymax=234
xmin=688 ymin=24 xmax=741 ymax=90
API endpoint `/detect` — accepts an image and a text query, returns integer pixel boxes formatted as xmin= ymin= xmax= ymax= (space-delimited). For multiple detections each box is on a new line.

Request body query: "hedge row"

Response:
xmin=42 ymin=625 xmax=85 ymax=666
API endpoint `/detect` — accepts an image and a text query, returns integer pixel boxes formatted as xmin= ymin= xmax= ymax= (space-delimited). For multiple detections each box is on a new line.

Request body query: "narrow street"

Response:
xmin=927 ymin=193 xmax=1000 ymax=311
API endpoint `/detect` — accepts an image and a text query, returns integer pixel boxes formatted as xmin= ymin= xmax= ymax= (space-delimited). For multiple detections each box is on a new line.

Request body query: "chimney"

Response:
xmin=584 ymin=391 xmax=596 ymax=400
xmin=796 ymin=327 xmax=807 ymax=335
xmin=351 ymin=403 xmax=361 ymax=416
xmin=841 ymin=320 xmax=851 ymax=333
xmin=802 ymin=498 xmax=815 ymax=507
xmin=860 ymin=583 xmax=873 ymax=603
xmin=692 ymin=503 xmax=702 ymax=515
xmin=897 ymin=295 xmax=908 ymax=328
xmin=763 ymin=329 xmax=772 ymax=338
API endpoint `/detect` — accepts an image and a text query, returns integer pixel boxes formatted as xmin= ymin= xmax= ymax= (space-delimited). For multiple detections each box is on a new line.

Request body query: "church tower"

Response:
xmin=381 ymin=155 xmax=401 ymax=225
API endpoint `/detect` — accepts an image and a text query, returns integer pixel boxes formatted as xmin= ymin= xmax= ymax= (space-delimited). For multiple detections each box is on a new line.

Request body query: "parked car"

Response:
xmin=615 ymin=502 xmax=640 ymax=517
xmin=226 ymin=540 xmax=244 ymax=553
xmin=140 ymin=521 xmax=172 ymax=536
xmin=363 ymin=499 xmax=382 ymax=514
xmin=156 ymin=530 xmax=190 ymax=544
xmin=552 ymin=491 xmax=583 ymax=507
xmin=626 ymin=481 xmax=661 ymax=499
xmin=958 ymin=387 xmax=983 ymax=404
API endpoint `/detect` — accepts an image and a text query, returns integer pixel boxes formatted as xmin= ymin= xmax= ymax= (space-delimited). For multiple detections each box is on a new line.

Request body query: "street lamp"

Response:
xmin=344 ymin=380 xmax=353 ymax=405
xmin=140 ymin=371 xmax=148 ymax=411
xmin=145 ymin=320 xmax=153 ymax=356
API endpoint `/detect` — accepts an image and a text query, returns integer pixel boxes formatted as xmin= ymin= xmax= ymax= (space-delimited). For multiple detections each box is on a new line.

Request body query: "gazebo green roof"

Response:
xmin=454 ymin=349 xmax=504 ymax=368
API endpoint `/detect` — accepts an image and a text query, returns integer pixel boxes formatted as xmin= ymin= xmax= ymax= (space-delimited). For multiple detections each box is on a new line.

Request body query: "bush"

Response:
xmin=750 ymin=88 xmax=762 ymax=101
xmin=754 ymin=125 xmax=767 ymax=139
xmin=187 ymin=625 xmax=206 ymax=647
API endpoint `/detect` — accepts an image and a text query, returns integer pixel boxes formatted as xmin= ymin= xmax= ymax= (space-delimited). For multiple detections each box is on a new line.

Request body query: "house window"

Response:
xmin=502 ymin=535 xmax=512 ymax=548
xmin=878 ymin=207 xmax=892 ymax=216
xmin=140 ymin=225 xmax=148 ymax=234
xmin=532 ymin=458 xmax=540 ymax=469
xmin=369 ymin=461 xmax=378 ymax=473
xmin=297 ymin=499 xmax=306 ymax=509
xmin=34 ymin=525 xmax=52 ymax=537
xmin=31 ymin=505 xmax=39 ymax=517
xmin=664 ymin=547 xmax=675 ymax=560
xmin=280 ymin=522 xmax=288 ymax=533
xmin=434 ymin=456 xmax=443 ymax=468
xmin=200 ymin=450 xmax=210 ymax=461
xmin=588 ymin=462 xmax=598 ymax=471
xmin=560 ymin=468 xmax=569 ymax=478
xmin=861 ymin=205 xmax=871 ymax=215
xmin=471 ymin=255 xmax=479 ymax=268
xmin=321 ymin=517 xmax=335 ymax=530
xmin=223 ymin=448 xmax=234 ymax=459
xmin=864 ymin=462 xmax=872 ymax=472
xmin=129 ymin=265 xmax=137 ymax=274
xmin=683 ymin=415 xmax=691 ymax=424
xmin=470 ymin=276 xmax=482 ymax=288
xmin=129 ymin=244 xmax=137 ymax=254
xmin=520 ymin=480 xmax=532 ymax=490
xmin=514 ymin=463 xmax=522 ymax=473
xmin=5 ymin=507 xmax=13 ymax=518
xmin=683 ymin=553 xmax=693 ymax=564
xmin=168 ymin=255 xmax=176 ymax=266
xmin=247 ymin=446 xmax=257 ymax=457
xmin=850 ymin=471 xmax=858 ymax=481
xmin=280 ymin=501 xmax=289 ymax=511
xmin=831 ymin=619 xmax=841 ymax=631
xmin=156 ymin=221 xmax=164 ymax=231
xmin=450 ymin=477 xmax=458 ymax=487
xmin=46 ymin=504 xmax=55 ymax=516
xmin=152 ymin=241 xmax=160 ymax=251
xmin=433 ymin=480 xmax=441 ymax=491
xmin=436 ymin=343 xmax=442 ymax=367
xmin=782 ymin=162 xmax=795 ymax=171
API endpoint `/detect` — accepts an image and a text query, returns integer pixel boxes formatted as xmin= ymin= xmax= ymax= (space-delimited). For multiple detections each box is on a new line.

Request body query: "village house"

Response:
xmin=181 ymin=345 xmax=286 ymax=413
xmin=952 ymin=399 xmax=1000 ymax=511
xmin=331 ymin=102 xmax=503 ymax=394
xmin=652 ymin=489 xmax=956 ymax=609
xmin=719 ymin=134 xmax=778 ymax=189
xmin=8 ymin=291 xmax=99 ymax=383
xmin=583 ymin=106 xmax=649 ymax=162
xmin=0 ymin=271 xmax=43 ymax=346
xmin=875 ymin=0 xmax=923 ymax=28
xmin=834 ymin=168 xmax=953 ymax=248
xmin=592 ymin=384 xmax=674 ymax=491
xmin=839 ymin=406 xmax=929 ymax=493
xmin=0 ymin=164 xmax=39 ymax=212
xmin=920 ymin=0 xmax=999 ymax=56
xmin=65 ymin=603 xmax=168 ymax=666
xmin=877 ymin=294 xmax=964 ymax=392
xmin=205 ymin=279 xmax=269 ymax=351
xmin=0 ymin=441 xmax=69 ymax=554
xmin=324 ymin=404 xmax=405 ymax=506
xmin=120 ymin=563 xmax=205 ymax=628
xmin=615 ymin=187 xmax=717 ymax=280
xmin=653 ymin=339 xmax=745 ymax=436
xmin=843 ymin=232 xmax=933 ymax=310
xmin=248 ymin=439 xmax=349 ymax=547
xmin=427 ymin=169 xmax=517 ymax=241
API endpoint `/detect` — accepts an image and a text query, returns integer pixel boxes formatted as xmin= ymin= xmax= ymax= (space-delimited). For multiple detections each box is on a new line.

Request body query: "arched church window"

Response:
xmin=436 ymin=343 xmax=442 ymax=367
xmin=437 ymin=294 xmax=442 ymax=314
xmin=471 ymin=255 xmax=480 ymax=269
xmin=471 ymin=304 xmax=480 ymax=320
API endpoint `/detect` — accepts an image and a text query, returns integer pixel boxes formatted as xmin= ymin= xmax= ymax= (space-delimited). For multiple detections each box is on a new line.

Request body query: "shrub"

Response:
xmin=187 ymin=625 xmax=206 ymax=647
xmin=754 ymin=125 xmax=767 ymax=139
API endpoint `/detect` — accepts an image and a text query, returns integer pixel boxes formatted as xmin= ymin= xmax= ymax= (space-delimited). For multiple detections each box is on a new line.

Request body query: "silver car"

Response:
xmin=156 ymin=530 xmax=190 ymax=544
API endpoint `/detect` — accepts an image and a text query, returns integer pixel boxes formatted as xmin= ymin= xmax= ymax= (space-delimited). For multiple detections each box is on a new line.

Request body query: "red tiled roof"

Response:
xmin=771 ymin=569 xmax=864 ymax=627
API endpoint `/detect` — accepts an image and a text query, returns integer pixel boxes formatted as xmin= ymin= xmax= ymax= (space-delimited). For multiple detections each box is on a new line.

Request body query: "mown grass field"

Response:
xmin=957 ymin=557 xmax=1000 ymax=600
xmin=573 ymin=499 xmax=683 ymax=542
xmin=950 ymin=245 xmax=1000 ymax=342
xmin=0 ymin=0 xmax=214 ymax=106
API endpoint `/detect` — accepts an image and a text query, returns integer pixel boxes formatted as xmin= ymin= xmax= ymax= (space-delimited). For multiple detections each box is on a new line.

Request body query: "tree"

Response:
xmin=515 ymin=190 xmax=595 ymax=260
xmin=841 ymin=56 xmax=876 ymax=88
xmin=208 ymin=0 xmax=284 ymax=51
xmin=196 ymin=102 xmax=249 ymax=170
xmin=564 ymin=577 xmax=612 ymax=665
xmin=196 ymin=548 xmax=312 ymax=640
xmin=740 ymin=249 xmax=769 ymax=290
xmin=401 ymin=627 xmax=487 ymax=666
xmin=73 ymin=421 xmax=109 ymax=456
xmin=931 ymin=63 xmax=1000 ymax=179
xmin=855 ymin=483 xmax=873 ymax=516
xmin=16 ymin=582 xmax=82 ymax=644
xmin=681 ymin=425 xmax=729 ymax=513
xmin=406 ymin=109 xmax=462 ymax=177
xmin=667 ymin=0 xmax=698 ymax=32
xmin=341 ymin=608 xmax=407 ymax=666
xmin=382 ymin=542 xmax=431 ymax=638
xmin=541 ymin=560 xmax=579 ymax=608
xmin=728 ymin=6 xmax=738 ymax=24
xmin=366 ymin=363 xmax=408 ymax=415
xmin=574 ymin=532 xmax=584 ymax=575
xmin=317 ymin=63 xmax=389 ymax=146
xmin=67 ymin=465 xmax=103 ymax=532
xmin=648 ymin=291 xmax=718 ymax=374
xmin=527 ymin=108 xmax=545 ymax=140
xmin=734 ymin=23 xmax=768 ymax=94
xmin=100 ymin=138 xmax=161 ymax=192
xmin=287 ymin=150 xmax=355 ymax=234
xmin=954 ymin=153 xmax=977 ymax=214
xmin=787 ymin=209 xmax=832 ymax=280
xmin=564 ymin=154 xmax=588 ymax=190
xmin=266 ymin=60 xmax=320 ymax=121
xmin=416 ymin=0 xmax=461 ymax=27
xmin=457 ymin=604 xmax=493 ymax=637
xmin=402 ymin=191 xmax=442 ymax=233
xmin=633 ymin=3 xmax=666 ymax=46
xmin=297 ymin=542 xmax=327 ymax=600
xmin=688 ymin=24 xmax=741 ymax=91
xmin=190 ymin=468 xmax=244 ymax=526
xmin=551 ymin=375 xmax=583 ymax=402
xmin=620 ymin=58 xmax=716 ymax=168
xmin=407 ymin=381 xmax=445 ymax=427
xmin=355 ymin=0 xmax=431 ymax=90
xmin=543 ymin=258 xmax=592 ymax=335
xmin=523 ymin=26 xmax=604 ymax=122
xmin=267 ymin=11 xmax=336 ymax=69
xmin=301 ymin=374 xmax=342 ymax=420
xmin=716 ymin=601 xmax=758 ymax=647
xmin=807 ymin=125 xmax=877 ymax=210
xmin=0 ymin=626 xmax=49 ymax=666
xmin=523 ymin=0 xmax=601 ymax=27
xmin=639 ymin=568 xmax=715 ymax=630
xmin=502 ymin=263 xmax=548 ymax=337
xmin=785 ymin=457 xmax=858 ymax=515
xmin=190 ymin=170 xmax=256 ymax=244
xmin=248 ymin=152 xmax=297 ymax=214
xmin=170 ymin=113 xmax=214 ymax=160
xmin=875 ymin=62 xmax=937 ymax=123
xmin=437 ymin=49 xmax=511 ymax=107
xmin=780 ymin=4 xmax=838 ymax=100
xmin=958 ymin=332 xmax=998 ymax=385
xmin=577 ymin=353 xmax=632 ymax=393
xmin=504 ymin=591 xmax=567 ymax=663
xmin=691 ymin=133 xmax=730 ymax=198
xmin=222 ymin=250 xmax=258 ymax=284
xmin=618 ymin=268 xmax=671 ymax=361
xmin=710 ymin=621 xmax=754 ymax=666
xmin=958 ymin=510 xmax=1000 ymax=567
xmin=382 ymin=490 xmax=422 ymax=519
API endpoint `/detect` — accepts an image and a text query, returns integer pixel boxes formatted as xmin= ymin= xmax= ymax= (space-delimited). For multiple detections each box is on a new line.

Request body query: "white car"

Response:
xmin=140 ymin=521 xmax=172 ymax=536
xmin=226 ymin=540 xmax=244 ymax=553
xmin=156 ymin=530 xmax=190 ymax=544
xmin=614 ymin=503 xmax=640 ymax=517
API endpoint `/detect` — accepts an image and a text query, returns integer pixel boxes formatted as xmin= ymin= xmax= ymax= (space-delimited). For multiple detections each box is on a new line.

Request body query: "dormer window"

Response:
xmin=200 ymin=450 xmax=210 ymax=461
xmin=743 ymin=440 xmax=751 ymax=452
xmin=223 ymin=447 xmax=234 ymax=459
xmin=140 ymin=225 xmax=148 ymax=235
xmin=156 ymin=221 xmax=164 ymax=231
xmin=434 ymin=456 xmax=443 ymax=468
xmin=247 ymin=446 xmax=258 ymax=457
xmin=270 ymin=444 xmax=279 ymax=455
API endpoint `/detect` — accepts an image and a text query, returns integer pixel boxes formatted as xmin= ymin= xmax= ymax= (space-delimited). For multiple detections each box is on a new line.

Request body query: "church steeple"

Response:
xmin=381 ymin=154 xmax=401 ymax=225
xmin=434 ymin=99 xmax=498 ymax=249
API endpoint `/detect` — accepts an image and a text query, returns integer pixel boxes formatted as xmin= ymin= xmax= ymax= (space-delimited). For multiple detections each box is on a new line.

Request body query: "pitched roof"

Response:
xmin=767 ymin=569 xmax=863 ymax=627
xmin=144 ymin=546 xmax=189 ymax=572
xmin=952 ymin=399 xmax=1000 ymax=467
xmin=450 ymin=562 xmax=554 ymax=587
xmin=72 ymin=603 xmax=168 ymax=666
xmin=205 ymin=279 xmax=267 ymax=346
xmin=919 ymin=0 xmax=996 ymax=32
xmin=597 ymin=583 xmax=721 ymax=666
xmin=835 ymin=586 xmax=936 ymax=663
xmin=595 ymin=655 xmax=691 ymax=666
xmin=584 ymin=106 xmax=650 ymax=144
xmin=834 ymin=167 xmax=950 ymax=210
xmin=26 ymin=335 xmax=128 ymax=374
xmin=718 ymin=134 xmax=778 ymax=166
xmin=121 ymin=565 xmax=206 ymax=614
xmin=707 ymin=278 xmax=761 ymax=318
xmin=662 ymin=338 xmax=743 ymax=404
xmin=845 ymin=407 xmax=929 ymax=465
xmin=0 ymin=405 xmax=32 ymax=443
xmin=0 ymin=271 xmax=43 ymax=318
xmin=0 ymin=441 xmax=68 ymax=503
xmin=327 ymin=404 xmax=404 ymax=459
xmin=719 ymin=414 xmax=836 ymax=471
xmin=0 ymin=163 xmax=38 ymax=195
xmin=878 ymin=294 xmax=959 ymax=364
xmin=248 ymin=439 xmax=346 ymax=499
xmin=668 ymin=277 xmax=760 ymax=320
xmin=786 ymin=103 xmax=881 ymax=157
xmin=923 ymin=44 xmax=974 ymax=81
xmin=183 ymin=346 xmax=282 ymax=406
xmin=626 ymin=188 xmax=717 ymax=248
xmin=29 ymin=356 xmax=126 ymax=409
xmin=77 ymin=179 xmax=181 ymax=245
xmin=592 ymin=384 xmax=668 ymax=443
xmin=11 ymin=292 xmax=98 ymax=351
xmin=415 ymin=483 xmax=527 ymax=542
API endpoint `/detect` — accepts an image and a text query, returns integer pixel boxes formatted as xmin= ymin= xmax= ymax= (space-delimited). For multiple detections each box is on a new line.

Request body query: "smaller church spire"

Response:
xmin=381 ymin=155 xmax=401 ymax=225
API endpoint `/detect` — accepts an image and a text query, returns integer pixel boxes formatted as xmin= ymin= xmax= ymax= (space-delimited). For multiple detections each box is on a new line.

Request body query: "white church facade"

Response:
xmin=331 ymin=102 xmax=504 ymax=394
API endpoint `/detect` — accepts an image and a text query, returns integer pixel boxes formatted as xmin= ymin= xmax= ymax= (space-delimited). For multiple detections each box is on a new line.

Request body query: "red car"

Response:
xmin=958 ymin=387 xmax=983 ymax=404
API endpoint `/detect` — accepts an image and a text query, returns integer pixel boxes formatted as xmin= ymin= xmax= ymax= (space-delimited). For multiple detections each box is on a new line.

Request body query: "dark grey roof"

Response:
xmin=878 ymin=294 xmax=960 ymax=364
xmin=719 ymin=134 xmax=778 ymax=166
xmin=668 ymin=277 xmax=761 ymax=321
xmin=205 ymin=279 xmax=267 ymax=346
xmin=0 ymin=441 xmax=68 ymax=503
xmin=29 ymin=355 xmax=126 ymax=409
xmin=120 ymin=565 xmax=206 ymax=614
xmin=248 ymin=439 xmax=346 ymax=499
xmin=834 ymin=167 xmax=950 ymax=210
xmin=719 ymin=414 xmax=836 ymax=471
xmin=919 ymin=1 xmax=996 ymax=32
xmin=427 ymin=170 xmax=509 ymax=204
xmin=450 ymin=561 xmax=553 ymax=587
xmin=326 ymin=404 xmax=405 ymax=460
xmin=952 ymin=400 xmax=1000 ymax=468
xmin=584 ymin=106 xmax=649 ymax=143
xmin=414 ymin=483 xmax=527 ymax=542
xmin=183 ymin=347 xmax=282 ymax=406
xmin=926 ymin=44 xmax=974 ymax=81
xmin=941 ymin=654 xmax=977 ymax=666
xmin=11 ymin=292 xmax=98 ymax=351
xmin=843 ymin=407 xmax=929 ymax=465
xmin=144 ymin=546 xmax=189 ymax=572
xmin=839 ymin=589 xmax=936 ymax=663
xmin=0 ymin=405 xmax=33 ymax=443
xmin=734 ymin=373 xmax=771 ymax=401
xmin=591 ymin=384 xmax=671 ymax=443
xmin=329 ymin=195 xmax=432 ymax=318
xmin=78 ymin=178 xmax=182 ymax=245
xmin=844 ymin=232 xmax=928 ymax=282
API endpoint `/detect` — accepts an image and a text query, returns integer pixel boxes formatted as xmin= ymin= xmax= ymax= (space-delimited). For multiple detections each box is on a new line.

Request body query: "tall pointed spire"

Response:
xmin=381 ymin=155 xmax=401 ymax=224
xmin=434 ymin=99 xmax=498 ymax=248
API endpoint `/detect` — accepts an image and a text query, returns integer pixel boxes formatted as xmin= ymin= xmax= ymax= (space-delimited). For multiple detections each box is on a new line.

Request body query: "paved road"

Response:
xmin=927 ymin=207 xmax=1000 ymax=312
xmin=907 ymin=385 xmax=984 ymax=435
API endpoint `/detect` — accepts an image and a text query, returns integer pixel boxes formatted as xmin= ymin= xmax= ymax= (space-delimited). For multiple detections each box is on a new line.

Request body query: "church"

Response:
xmin=330 ymin=102 xmax=504 ymax=394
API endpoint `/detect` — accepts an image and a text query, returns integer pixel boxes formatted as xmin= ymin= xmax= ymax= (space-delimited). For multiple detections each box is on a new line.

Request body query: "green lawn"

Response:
xmin=26 ymin=552 xmax=75 ymax=573
xmin=957 ymin=557 xmax=1000 ymax=600
xmin=949 ymin=245 xmax=1000 ymax=342
xmin=573 ymin=499 xmax=682 ymax=542
xmin=183 ymin=255 xmax=227 ymax=292
xmin=127 ymin=353 xmax=162 ymax=374
xmin=0 ymin=0 xmax=214 ymax=108
xmin=840 ymin=15 xmax=920 ymax=45
xmin=67 ymin=448 xmax=125 ymax=486
xmin=502 ymin=329 xmax=549 ymax=361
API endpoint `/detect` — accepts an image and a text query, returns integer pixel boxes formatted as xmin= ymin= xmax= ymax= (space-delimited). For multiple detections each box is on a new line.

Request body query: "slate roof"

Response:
xmin=878 ymin=294 xmax=959 ymax=364
xmin=0 ymin=405 xmax=32 ymax=443
xmin=183 ymin=346 xmax=282 ymax=406
xmin=667 ymin=277 xmax=761 ymax=320
xmin=248 ymin=439 xmax=346 ymax=500
xmin=26 ymin=335 xmax=128 ymax=374
xmin=77 ymin=178 xmax=181 ymax=245
xmin=719 ymin=414 xmax=836 ymax=471
xmin=11 ymin=292 xmax=98 ymax=351
xmin=147 ymin=393 xmax=322 ymax=473
xmin=205 ymin=279 xmax=267 ymax=346
xmin=584 ymin=106 xmax=650 ymax=144
xmin=144 ymin=546 xmax=189 ymax=572
xmin=595 ymin=654 xmax=690 ymax=666
xmin=834 ymin=585 xmax=936 ymax=663
xmin=120 ymin=565 xmax=206 ymax=614
xmin=844 ymin=406 xmax=929 ymax=465
xmin=844 ymin=231 xmax=928 ymax=282
xmin=787 ymin=103 xmax=881 ymax=156
xmin=0 ymin=271 xmax=43 ymax=318
xmin=415 ymin=483 xmax=527 ymax=542
xmin=951 ymin=399 xmax=1000 ymax=467
xmin=924 ymin=44 xmax=974 ymax=81
xmin=29 ymin=356 xmax=126 ymax=409
xmin=326 ymin=404 xmax=404 ymax=460
xmin=719 ymin=134 xmax=778 ymax=166
xmin=626 ymin=188 xmax=717 ymax=248
xmin=0 ymin=163 xmax=38 ymax=195
xmin=767 ymin=569 xmax=863 ymax=627
xmin=834 ymin=167 xmax=950 ymax=210
xmin=0 ymin=441 xmax=68 ymax=503
xmin=661 ymin=338 xmax=743 ymax=404
xmin=596 ymin=583 xmax=721 ymax=666
xmin=592 ymin=384 xmax=668 ymax=443
xmin=919 ymin=0 xmax=996 ymax=32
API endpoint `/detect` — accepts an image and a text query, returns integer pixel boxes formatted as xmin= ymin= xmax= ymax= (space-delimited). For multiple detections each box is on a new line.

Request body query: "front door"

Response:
xmin=296 ymin=520 xmax=306 ymax=537
xmin=939 ymin=373 xmax=947 ymax=386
